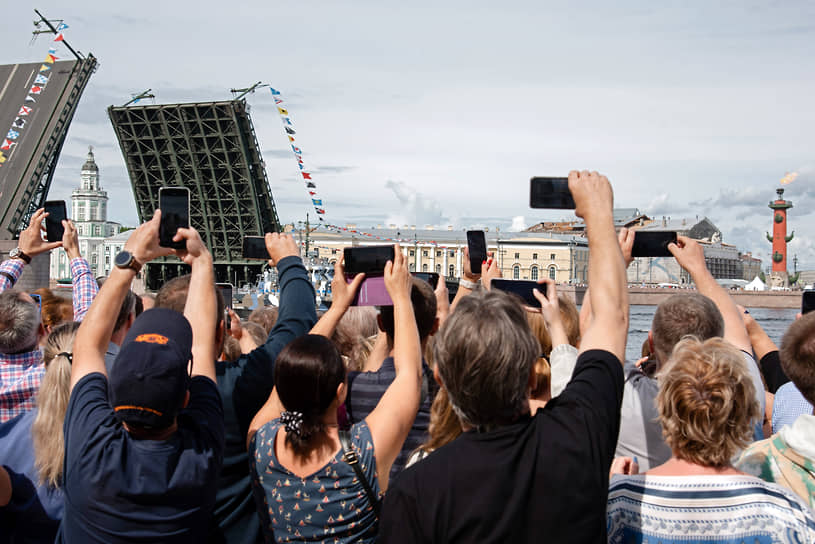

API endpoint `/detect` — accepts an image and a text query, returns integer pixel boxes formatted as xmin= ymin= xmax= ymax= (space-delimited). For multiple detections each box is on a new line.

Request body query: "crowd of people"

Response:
xmin=0 ymin=171 xmax=813 ymax=543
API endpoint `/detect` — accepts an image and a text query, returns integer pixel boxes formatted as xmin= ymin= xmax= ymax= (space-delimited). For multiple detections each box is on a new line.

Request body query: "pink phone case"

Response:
xmin=349 ymin=276 xmax=393 ymax=306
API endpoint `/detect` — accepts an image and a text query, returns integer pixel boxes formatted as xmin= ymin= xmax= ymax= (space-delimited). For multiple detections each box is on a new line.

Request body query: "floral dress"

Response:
xmin=250 ymin=420 xmax=380 ymax=543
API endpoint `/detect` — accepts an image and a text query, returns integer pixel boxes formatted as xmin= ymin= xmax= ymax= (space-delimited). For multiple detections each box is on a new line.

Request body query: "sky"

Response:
xmin=2 ymin=1 xmax=814 ymax=269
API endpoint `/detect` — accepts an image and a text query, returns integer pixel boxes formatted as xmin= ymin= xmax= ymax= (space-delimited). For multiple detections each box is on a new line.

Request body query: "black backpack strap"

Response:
xmin=339 ymin=429 xmax=381 ymax=518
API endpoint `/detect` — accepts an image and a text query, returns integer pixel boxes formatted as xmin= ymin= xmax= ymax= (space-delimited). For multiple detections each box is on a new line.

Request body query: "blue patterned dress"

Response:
xmin=250 ymin=420 xmax=381 ymax=543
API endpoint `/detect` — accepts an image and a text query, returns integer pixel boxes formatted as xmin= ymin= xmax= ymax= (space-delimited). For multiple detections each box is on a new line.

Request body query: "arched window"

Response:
xmin=422 ymin=263 xmax=428 ymax=272
xmin=435 ymin=264 xmax=441 ymax=273
xmin=409 ymin=263 xmax=415 ymax=272
xmin=548 ymin=266 xmax=557 ymax=280
xmin=513 ymin=265 xmax=520 ymax=279
xmin=449 ymin=264 xmax=455 ymax=277
xmin=530 ymin=266 xmax=538 ymax=281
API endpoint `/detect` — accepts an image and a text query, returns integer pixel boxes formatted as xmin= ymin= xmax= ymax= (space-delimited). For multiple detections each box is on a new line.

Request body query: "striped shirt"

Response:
xmin=607 ymin=474 xmax=815 ymax=544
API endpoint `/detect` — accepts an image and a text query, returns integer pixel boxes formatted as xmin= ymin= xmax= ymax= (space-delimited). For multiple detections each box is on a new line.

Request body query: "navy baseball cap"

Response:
xmin=109 ymin=308 xmax=193 ymax=429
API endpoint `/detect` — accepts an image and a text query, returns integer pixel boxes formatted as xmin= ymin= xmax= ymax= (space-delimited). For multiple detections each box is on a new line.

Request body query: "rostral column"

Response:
xmin=767 ymin=187 xmax=793 ymax=287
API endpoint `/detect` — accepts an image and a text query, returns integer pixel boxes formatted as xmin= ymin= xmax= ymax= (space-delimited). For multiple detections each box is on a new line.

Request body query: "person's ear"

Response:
xmin=336 ymin=381 xmax=347 ymax=404
xmin=376 ymin=313 xmax=385 ymax=332
xmin=432 ymin=364 xmax=443 ymax=387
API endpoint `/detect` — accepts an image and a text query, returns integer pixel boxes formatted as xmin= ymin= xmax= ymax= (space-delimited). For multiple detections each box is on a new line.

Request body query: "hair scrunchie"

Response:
xmin=280 ymin=410 xmax=304 ymax=436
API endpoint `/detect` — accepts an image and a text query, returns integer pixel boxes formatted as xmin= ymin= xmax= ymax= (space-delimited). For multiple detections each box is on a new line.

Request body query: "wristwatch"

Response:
xmin=8 ymin=247 xmax=31 ymax=264
xmin=114 ymin=250 xmax=142 ymax=273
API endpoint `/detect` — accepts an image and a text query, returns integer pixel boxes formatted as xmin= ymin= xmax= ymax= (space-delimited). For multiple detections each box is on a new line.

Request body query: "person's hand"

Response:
xmin=618 ymin=227 xmax=635 ymax=268
xmin=435 ymin=274 xmax=450 ymax=321
xmin=668 ymin=235 xmax=706 ymax=276
xmin=481 ymin=252 xmax=501 ymax=289
xmin=384 ymin=244 xmax=412 ymax=303
xmin=331 ymin=259 xmax=364 ymax=310
xmin=18 ymin=208 xmax=62 ymax=257
xmin=226 ymin=309 xmax=242 ymax=338
xmin=61 ymin=219 xmax=80 ymax=260
xmin=173 ymin=226 xmax=211 ymax=266
xmin=737 ymin=304 xmax=757 ymax=331
xmin=609 ymin=456 xmax=639 ymax=478
xmin=568 ymin=170 xmax=613 ymax=221
xmin=532 ymin=278 xmax=560 ymax=321
xmin=123 ymin=211 xmax=173 ymax=264
xmin=461 ymin=246 xmax=481 ymax=281
xmin=264 ymin=233 xmax=299 ymax=266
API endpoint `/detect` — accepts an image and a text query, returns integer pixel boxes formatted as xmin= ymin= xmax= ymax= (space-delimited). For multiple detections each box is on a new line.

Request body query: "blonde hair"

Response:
xmin=525 ymin=295 xmax=580 ymax=358
xmin=416 ymin=387 xmax=462 ymax=455
xmin=657 ymin=337 xmax=759 ymax=467
xmin=33 ymin=321 xmax=79 ymax=487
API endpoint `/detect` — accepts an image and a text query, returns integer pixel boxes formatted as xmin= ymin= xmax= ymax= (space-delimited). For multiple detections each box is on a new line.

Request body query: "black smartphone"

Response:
xmin=631 ymin=231 xmax=677 ymax=258
xmin=413 ymin=272 xmax=439 ymax=289
xmin=243 ymin=236 xmax=268 ymax=260
xmin=44 ymin=200 xmax=67 ymax=242
xmin=530 ymin=177 xmax=575 ymax=209
xmin=343 ymin=246 xmax=395 ymax=276
xmin=159 ymin=187 xmax=190 ymax=249
xmin=467 ymin=230 xmax=487 ymax=274
xmin=802 ymin=290 xmax=815 ymax=315
xmin=491 ymin=279 xmax=547 ymax=307
xmin=446 ymin=279 xmax=459 ymax=304
xmin=216 ymin=283 xmax=233 ymax=329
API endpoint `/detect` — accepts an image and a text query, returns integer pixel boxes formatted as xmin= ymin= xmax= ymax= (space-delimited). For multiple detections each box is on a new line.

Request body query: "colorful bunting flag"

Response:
xmin=48 ymin=47 xmax=56 ymax=55
xmin=288 ymin=136 xmax=295 ymax=142
xmin=298 ymin=163 xmax=304 ymax=170
xmin=316 ymin=209 xmax=325 ymax=214
xmin=39 ymin=64 xmax=50 ymax=72
xmin=302 ymin=172 xmax=312 ymax=180
xmin=12 ymin=118 xmax=25 ymax=129
xmin=25 ymin=95 xmax=36 ymax=103
xmin=274 ymin=98 xmax=283 ymax=105
xmin=309 ymin=191 xmax=316 ymax=196
xmin=1 ymin=140 xmax=13 ymax=150
xmin=17 ymin=106 xmax=31 ymax=116
xmin=56 ymin=23 xmax=69 ymax=31
xmin=277 ymin=107 xmax=289 ymax=115
xmin=6 ymin=130 xmax=19 ymax=140
xmin=283 ymin=117 xmax=292 ymax=125
xmin=0 ymin=152 xmax=5 ymax=163
xmin=312 ymin=199 xmax=323 ymax=206
xmin=285 ymin=127 xmax=295 ymax=135
xmin=291 ymin=146 xmax=301 ymax=154
xmin=269 ymin=87 xmax=280 ymax=95
xmin=34 ymin=74 xmax=49 ymax=85
xmin=307 ymin=182 xmax=316 ymax=188
xmin=45 ymin=54 xmax=57 ymax=64
xmin=54 ymin=34 xmax=64 ymax=42
xmin=29 ymin=86 xmax=42 ymax=95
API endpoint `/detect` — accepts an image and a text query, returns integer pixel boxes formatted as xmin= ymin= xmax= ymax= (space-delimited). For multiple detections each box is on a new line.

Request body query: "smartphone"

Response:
xmin=467 ymin=231 xmax=487 ymax=274
xmin=44 ymin=200 xmax=67 ymax=242
xmin=631 ymin=231 xmax=677 ymax=258
xmin=350 ymin=277 xmax=393 ymax=306
xmin=446 ymin=279 xmax=459 ymax=304
xmin=491 ymin=279 xmax=547 ymax=307
xmin=530 ymin=177 xmax=575 ymax=209
xmin=413 ymin=272 xmax=439 ymax=289
xmin=243 ymin=236 xmax=268 ymax=260
xmin=216 ymin=283 xmax=233 ymax=329
xmin=343 ymin=246 xmax=395 ymax=276
xmin=802 ymin=290 xmax=815 ymax=315
xmin=159 ymin=187 xmax=190 ymax=249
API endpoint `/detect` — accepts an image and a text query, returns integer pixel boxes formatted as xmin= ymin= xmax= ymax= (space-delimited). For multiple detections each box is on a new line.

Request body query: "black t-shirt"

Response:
xmin=58 ymin=373 xmax=224 ymax=543
xmin=379 ymin=349 xmax=624 ymax=544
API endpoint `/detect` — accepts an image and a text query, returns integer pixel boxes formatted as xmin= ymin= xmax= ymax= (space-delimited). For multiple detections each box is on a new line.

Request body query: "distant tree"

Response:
xmin=758 ymin=271 xmax=766 ymax=283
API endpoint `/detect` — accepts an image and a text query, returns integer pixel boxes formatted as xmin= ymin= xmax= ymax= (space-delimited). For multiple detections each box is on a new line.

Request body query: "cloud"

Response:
xmin=509 ymin=216 xmax=527 ymax=231
xmin=383 ymin=179 xmax=449 ymax=227
xmin=312 ymin=165 xmax=356 ymax=175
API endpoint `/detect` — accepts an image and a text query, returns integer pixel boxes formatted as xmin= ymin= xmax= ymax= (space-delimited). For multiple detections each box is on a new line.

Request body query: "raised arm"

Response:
xmin=309 ymin=259 xmax=364 ymax=337
xmin=63 ymin=219 xmax=98 ymax=321
xmin=450 ymin=247 xmax=481 ymax=311
xmin=669 ymin=235 xmax=751 ymax=353
xmin=0 ymin=208 xmax=62 ymax=293
xmin=739 ymin=305 xmax=787 ymax=393
xmin=72 ymin=212 xmax=171 ymax=390
xmin=569 ymin=171 xmax=628 ymax=362
xmin=175 ymin=227 xmax=217 ymax=382
xmin=365 ymin=245 xmax=421 ymax=490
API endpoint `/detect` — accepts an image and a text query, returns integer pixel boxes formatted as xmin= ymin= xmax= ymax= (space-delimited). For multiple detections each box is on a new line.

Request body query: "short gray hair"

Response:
xmin=0 ymin=290 xmax=40 ymax=354
xmin=433 ymin=290 xmax=539 ymax=429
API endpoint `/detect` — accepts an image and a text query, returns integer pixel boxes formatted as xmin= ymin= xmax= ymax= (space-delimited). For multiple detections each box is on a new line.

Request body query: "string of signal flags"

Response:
xmin=0 ymin=23 xmax=69 ymax=168
xmin=267 ymin=87 xmax=468 ymax=250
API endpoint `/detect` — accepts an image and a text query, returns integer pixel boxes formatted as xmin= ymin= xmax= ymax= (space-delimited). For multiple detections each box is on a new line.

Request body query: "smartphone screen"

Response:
xmin=467 ymin=230 xmax=487 ymax=274
xmin=243 ymin=236 xmax=268 ymax=259
xmin=631 ymin=231 xmax=677 ymax=258
xmin=343 ymin=246 xmax=395 ymax=276
xmin=413 ymin=272 xmax=439 ymax=289
xmin=216 ymin=283 xmax=233 ymax=329
xmin=159 ymin=187 xmax=190 ymax=249
xmin=529 ymin=177 xmax=575 ymax=209
xmin=491 ymin=279 xmax=546 ymax=307
xmin=802 ymin=290 xmax=815 ymax=315
xmin=44 ymin=200 xmax=67 ymax=242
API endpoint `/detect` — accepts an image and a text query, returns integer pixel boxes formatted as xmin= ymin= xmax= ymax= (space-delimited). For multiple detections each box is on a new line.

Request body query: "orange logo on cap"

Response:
xmin=134 ymin=334 xmax=169 ymax=345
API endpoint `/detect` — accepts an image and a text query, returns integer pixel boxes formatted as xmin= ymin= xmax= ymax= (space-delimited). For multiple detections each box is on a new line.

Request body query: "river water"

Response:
xmin=625 ymin=305 xmax=798 ymax=362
